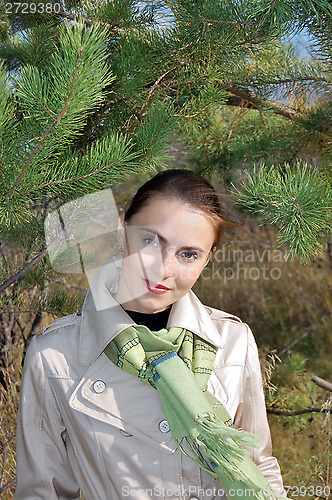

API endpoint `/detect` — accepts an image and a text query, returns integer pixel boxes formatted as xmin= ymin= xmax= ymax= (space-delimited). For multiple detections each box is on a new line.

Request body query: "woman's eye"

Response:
xmin=143 ymin=238 xmax=160 ymax=247
xmin=180 ymin=251 xmax=198 ymax=261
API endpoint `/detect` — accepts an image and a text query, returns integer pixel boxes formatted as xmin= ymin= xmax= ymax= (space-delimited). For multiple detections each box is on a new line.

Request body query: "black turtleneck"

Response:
xmin=124 ymin=306 xmax=172 ymax=331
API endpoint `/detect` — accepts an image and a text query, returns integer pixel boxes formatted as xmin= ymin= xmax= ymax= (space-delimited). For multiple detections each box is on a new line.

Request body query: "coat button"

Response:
xmin=158 ymin=419 xmax=170 ymax=433
xmin=93 ymin=380 xmax=106 ymax=393
xmin=119 ymin=429 xmax=132 ymax=437
xmin=189 ymin=497 xmax=200 ymax=500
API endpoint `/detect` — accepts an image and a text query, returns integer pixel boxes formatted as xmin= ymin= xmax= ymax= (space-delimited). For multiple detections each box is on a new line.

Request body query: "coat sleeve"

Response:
xmin=15 ymin=335 xmax=81 ymax=500
xmin=233 ymin=325 xmax=287 ymax=497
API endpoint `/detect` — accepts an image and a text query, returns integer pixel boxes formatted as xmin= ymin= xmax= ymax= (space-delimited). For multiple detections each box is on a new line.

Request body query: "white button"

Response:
xmin=93 ymin=380 xmax=106 ymax=393
xmin=120 ymin=429 xmax=132 ymax=437
xmin=189 ymin=497 xmax=200 ymax=500
xmin=158 ymin=419 xmax=170 ymax=433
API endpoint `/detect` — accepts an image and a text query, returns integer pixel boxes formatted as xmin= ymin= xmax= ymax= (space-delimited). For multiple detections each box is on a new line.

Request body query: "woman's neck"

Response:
xmin=124 ymin=305 xmax=172 ymax=330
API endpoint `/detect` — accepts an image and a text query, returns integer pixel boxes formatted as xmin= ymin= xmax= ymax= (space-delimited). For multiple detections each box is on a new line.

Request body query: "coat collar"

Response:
xmin=79 ymin=257 xmax=222 ymax=366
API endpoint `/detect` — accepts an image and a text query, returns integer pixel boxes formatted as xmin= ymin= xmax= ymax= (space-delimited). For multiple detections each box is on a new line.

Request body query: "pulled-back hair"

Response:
xmin=124 ymin=169 xmax=235 ymax=249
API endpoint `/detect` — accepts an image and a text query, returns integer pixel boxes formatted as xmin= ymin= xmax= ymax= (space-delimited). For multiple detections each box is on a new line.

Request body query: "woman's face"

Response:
xmin=115 ymin=196 xmax=216 ymax=313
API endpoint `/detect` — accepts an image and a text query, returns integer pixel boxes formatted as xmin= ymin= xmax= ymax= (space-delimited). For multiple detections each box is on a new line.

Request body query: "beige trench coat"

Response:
xmin=15 ymin=263 xmax=286 ymax=500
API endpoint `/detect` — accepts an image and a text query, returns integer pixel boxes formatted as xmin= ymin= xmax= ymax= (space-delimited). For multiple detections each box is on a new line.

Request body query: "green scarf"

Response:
xmin=104 ymin=326 xmax=281 ymax=500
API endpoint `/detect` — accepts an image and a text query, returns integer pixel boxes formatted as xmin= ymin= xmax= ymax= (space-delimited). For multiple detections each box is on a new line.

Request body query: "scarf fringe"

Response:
xmin=196 ymin=411 xmax=259 ymax=451
xmin=191 ymin=413 xmax=272 ymax=495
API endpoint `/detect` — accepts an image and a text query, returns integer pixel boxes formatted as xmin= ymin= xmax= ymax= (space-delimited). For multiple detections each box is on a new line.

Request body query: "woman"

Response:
xmin=15 ymin=169 xmax=286 ymax=499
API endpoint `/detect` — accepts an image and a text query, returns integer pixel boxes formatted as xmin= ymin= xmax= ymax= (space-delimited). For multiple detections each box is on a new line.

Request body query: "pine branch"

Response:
xmin=55 ymin=8 xmax=126 ymax=34
xmin=0 ymin=479 xmax=16 ymax=495
xmin=0 ymin=247 xmax=47 ymax=293
xmin=125 ymin=66 xmax=178 ymax=133
xmin=267 ymin=407 xmax=331 ymax=416
xmin=148 ymin=73 xmax=301 ymax=120
xmin=57 ymin=46 xmax=83 ymax=122
xmin=0 ymin=434 xmax=6 ymax=492
xmin=50 ymin=279 xmax=86 ymax=292
xmin=278 ymin=311 xmax=332 ymax=356
xmin=8 ymin=39 xmax=84 ymax=196
xmin=14 ymin=132 xmax=138 ymax=198
xmin=311 ymin=375 xmax=332 ymax=393
xmin=8 ymin=121 xmax=57 ymax=196
xmin=74 ymin=98 xmax=114 ymax=150
xmin=56 ymin=9 xmax=94 ymax=27
xmin=1 ymin=21 xmax=115 ymax=212
xmin=28 ymin=159 xmax=126 ymax=190
xmin=198 ymin=16 xmax=259 ymax=27
xmin=222 ymin=82 xmax=301 ymax=119
xmin=235 ymin=162 xmax=332 ymax=261
xmin=246 ymin=77 xmax=328 ymax=85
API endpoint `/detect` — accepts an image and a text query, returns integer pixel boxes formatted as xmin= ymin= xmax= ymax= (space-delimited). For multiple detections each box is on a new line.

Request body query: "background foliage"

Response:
xmin=0 ymin=0 xmax=331 ymax=497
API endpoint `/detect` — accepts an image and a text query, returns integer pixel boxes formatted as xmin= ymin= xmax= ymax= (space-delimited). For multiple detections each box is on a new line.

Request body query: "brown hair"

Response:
xmin=124 ymin=169 xmax=236 ymax=250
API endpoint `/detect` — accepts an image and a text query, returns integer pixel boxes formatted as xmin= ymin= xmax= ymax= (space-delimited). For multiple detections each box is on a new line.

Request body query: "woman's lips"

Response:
xmin=144 ymin=279 xmax=171 ymax=294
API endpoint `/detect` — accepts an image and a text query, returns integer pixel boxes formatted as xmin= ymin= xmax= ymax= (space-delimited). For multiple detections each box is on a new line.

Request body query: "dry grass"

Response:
xmin=270 ymin=408 xmax=331 ymax=497
xmin=0 ymin=347 xmax=21 ymax=499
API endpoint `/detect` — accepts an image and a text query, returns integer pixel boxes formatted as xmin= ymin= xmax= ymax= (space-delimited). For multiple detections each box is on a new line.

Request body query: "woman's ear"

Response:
xmin=117 ymin=213 xmax=125 ymax=251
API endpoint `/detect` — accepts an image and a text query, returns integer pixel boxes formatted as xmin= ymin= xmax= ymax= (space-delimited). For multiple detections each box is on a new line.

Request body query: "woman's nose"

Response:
xmin=161 ymin=248 xmax=177 ymax=279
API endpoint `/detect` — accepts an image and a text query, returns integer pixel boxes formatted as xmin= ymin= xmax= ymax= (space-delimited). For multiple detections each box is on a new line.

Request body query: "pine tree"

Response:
xmin=1 ymin=0 xmax=331 ymax=268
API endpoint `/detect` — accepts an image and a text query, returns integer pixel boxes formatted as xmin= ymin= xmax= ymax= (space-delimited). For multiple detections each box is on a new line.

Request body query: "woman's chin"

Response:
xmin=123 ymin=293 xmax=174 ymax=314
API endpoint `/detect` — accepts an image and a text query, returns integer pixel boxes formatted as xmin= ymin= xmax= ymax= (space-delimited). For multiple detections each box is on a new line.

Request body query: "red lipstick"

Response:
xmin=144 ymin=279 xmax=171 ymax=294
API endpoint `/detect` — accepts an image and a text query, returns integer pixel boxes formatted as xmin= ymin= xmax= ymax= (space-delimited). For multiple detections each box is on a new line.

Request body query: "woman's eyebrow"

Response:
xmin=140 ymin=227 xmax=167 ymax=243
xmin=140 ymin=227 xmax=206 ymax=253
